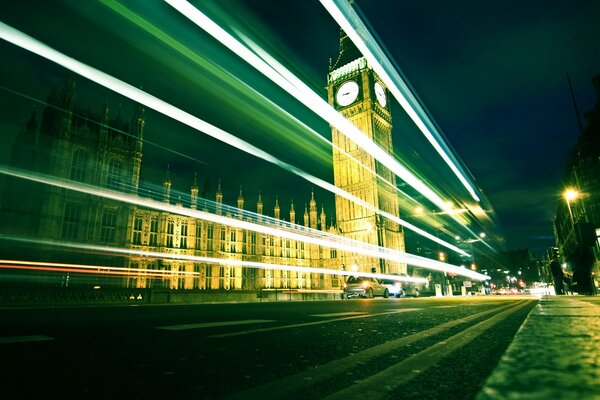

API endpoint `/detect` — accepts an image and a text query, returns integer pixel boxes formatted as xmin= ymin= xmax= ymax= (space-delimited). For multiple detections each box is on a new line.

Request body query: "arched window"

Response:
xmin=70 ymin=149 xmax=88 ymax=182
xmin=106 ymin=159 xmax=122 ymax=190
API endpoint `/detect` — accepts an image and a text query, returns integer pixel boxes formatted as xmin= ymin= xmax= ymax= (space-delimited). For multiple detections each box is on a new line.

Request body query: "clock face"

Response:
xmin=374 ymin=81 xmax=387 ymax=107
xmin=336 ymin=80 xmax=359 ymax=107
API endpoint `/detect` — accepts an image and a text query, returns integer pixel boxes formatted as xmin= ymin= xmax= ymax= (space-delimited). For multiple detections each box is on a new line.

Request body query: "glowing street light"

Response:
xmin=564 ymin=188 xmax=579 ymax=225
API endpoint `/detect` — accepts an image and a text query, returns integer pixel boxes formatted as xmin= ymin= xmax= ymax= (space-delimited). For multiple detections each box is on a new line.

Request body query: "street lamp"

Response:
xmin=564 ymin=188 xmax=579 ymax=225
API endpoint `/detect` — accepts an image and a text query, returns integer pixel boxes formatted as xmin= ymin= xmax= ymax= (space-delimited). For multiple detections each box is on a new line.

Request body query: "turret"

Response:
xmin=304 ymin=205 xmax=309 ymax=227
xmin=289 ymin=201 xmax=296 ymax=224
xmin=274 ymin=195 xmax=280 ymax=220
xmin=309 ymin=190 xmax=318 ymax=229
xmin=216 ymin=179 xmax=223 ymax=214
xmin=130 ymin=103 xmax=144 ymax=194
xmin=190 ymin=173 xmax=199 ymax=209
xmin=237 ymin=186 xmax=244 ymax=211
xmin=163 ymin=167 xmax=172 ymax=204
xmin=320 ymin=205 xmax=327 ymax=231
xmin=257 ymin=191 xmax=263 ymax=215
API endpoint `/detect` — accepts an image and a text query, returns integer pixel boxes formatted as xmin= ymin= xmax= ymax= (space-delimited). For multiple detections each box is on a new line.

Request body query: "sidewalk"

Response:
xmin=477 ymin=295 xmax=600 ymax=399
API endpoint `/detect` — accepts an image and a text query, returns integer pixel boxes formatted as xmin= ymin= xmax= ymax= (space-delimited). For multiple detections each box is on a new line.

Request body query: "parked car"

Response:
xmin=343 ymin=276 xmax=389 ymax=298
xmin=380 ymin=274 xmax=420 ymax=298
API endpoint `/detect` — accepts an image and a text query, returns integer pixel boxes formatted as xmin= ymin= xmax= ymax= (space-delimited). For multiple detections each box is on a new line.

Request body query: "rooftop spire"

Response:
xmin=329 ymin=1 xmax=362 ymax=72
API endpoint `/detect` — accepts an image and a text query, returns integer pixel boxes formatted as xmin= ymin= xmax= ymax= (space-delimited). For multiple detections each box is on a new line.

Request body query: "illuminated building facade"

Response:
xmin=1 ymin=79 xmax=339 ymax=291
xmin=126 ymin=182 xmax=338 ymax=291
xmin=554 ymin=75 xmax=600 ymax=294
xmin=3 ymin=28 xmax=410 ymax=292
xmin=326 ymin=28 xmax=406 ymax=275
xmin=1 ymin=78 xmax=144 ymax=265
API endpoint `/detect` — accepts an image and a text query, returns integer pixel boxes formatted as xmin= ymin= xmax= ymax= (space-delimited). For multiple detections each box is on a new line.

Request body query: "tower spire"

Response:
xmin=190 ymin=172 xmax=199 ymax=209
xmin=163 ymin=165 xmax=172 ymax=204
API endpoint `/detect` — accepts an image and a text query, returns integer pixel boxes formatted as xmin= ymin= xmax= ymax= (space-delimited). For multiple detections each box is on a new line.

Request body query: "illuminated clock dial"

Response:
xmin=374 ymin=81 xmax=387 ymax=107
xmin=336 ymin=80 xmax=359 ymax=106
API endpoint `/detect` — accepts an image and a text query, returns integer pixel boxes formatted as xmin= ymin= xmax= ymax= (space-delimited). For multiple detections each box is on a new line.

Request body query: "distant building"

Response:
xmin=554 ymin=75 xmax=600 ymax=294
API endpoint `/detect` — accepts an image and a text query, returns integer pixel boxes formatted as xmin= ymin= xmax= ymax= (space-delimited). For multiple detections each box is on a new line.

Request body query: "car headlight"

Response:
xmin=362 ymin=281 xmax=369 ymax=288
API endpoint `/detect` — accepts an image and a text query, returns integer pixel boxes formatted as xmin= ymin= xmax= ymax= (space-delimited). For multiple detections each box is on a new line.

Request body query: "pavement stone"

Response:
xmin=477 ymin=296 xmax=600 ymax=400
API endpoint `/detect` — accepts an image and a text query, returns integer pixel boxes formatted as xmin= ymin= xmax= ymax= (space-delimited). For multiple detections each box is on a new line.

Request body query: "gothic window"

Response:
xmin=220 ymin=227 xmax=226 ymax=252
xmin=195 ymin=223 xmax=202 ymax=250
xmin=231 ymin=231 xmax=236 ymax=253
xmin=61 ymin=202 xmax=80 ymax=240
xmin=178 ymin=264 xmax=185 ymax=289
xmin=166 ymin=219 xmax=174 ymax=247
xmin=70 ymin=149 xmax=88 ymax=182
xmin=283 ymin=238 xmax=290 ymax=258
xmin=207 ymin=225 xmax=214 ymax=251
xmin=193 ymin=264 xmax=201 ymax=289
xmin=100 ymin=209 xmax=117 ymax=243
xmin=180 ymin=221 xmax=188 ymax=249
xmin=149 ymin=218 xmax=158 ymax=246
xmin=205 ymin=264 xmax=212 ymax=289
xmin=242 ymin=231 xmax=247 ymax=254
xmin=132 ymin=215 xmax=143 ymax=245
xmin=250 ymin=232 xmax=256 ymax=254
xmin=106 ymin=159 xmax=122 ymax=191
xmin=330 ymin=248 xmax=337 ymax=259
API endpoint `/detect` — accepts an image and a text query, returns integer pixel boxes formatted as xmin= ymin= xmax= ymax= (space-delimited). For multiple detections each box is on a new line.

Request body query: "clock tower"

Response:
xmin=327 ymin=27 xmax=406 ymax=275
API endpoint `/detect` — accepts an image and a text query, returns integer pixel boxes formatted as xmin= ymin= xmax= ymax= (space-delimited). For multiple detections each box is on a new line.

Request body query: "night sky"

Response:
xmin=1 ymin=0 xmax=599 ymax=258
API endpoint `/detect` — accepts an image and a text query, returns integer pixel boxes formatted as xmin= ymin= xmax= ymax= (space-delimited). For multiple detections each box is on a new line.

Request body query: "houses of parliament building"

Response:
xmin=1 ymin=29 xmax=407 ymax=292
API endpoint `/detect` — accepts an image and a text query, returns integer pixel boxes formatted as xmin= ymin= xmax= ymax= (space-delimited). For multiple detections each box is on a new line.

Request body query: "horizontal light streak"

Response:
xmin=319 ymin=0 xmax=480 ymax=203
xmin=0 ymin=21 xmax=468 ymax=257
xmin=0 ymin=164 xmax=488 ymax=281
xmin=163 ymin=0 xmax=457 ymax=215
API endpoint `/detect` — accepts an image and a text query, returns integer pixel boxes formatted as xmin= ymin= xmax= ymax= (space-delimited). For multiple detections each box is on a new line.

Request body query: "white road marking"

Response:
xmin=156 ymin=319 xmax=275 ymax=331
xmin=0 ymin=335 xmax=54 ymax=344
xmin=308 ymin=312 xmax=367 ymax=317
xmin=210 ymin=308 xmax=421 ymax=338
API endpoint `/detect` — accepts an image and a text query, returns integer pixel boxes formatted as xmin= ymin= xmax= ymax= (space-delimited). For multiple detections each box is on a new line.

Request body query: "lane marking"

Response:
xmin=223 ymin=302 xmax=521 ymax=400
xmin=0 ymin=335 xmax=54 ymax=344
xmin=308 ymin=312 xmax=367 ymax=318
xmin=156 ymin=319 xmax=275 ymax=331
xmin=210 ymin=308 xmax=421 ymax=338
xmin=325 ymin=300 xmax=533 ymax=400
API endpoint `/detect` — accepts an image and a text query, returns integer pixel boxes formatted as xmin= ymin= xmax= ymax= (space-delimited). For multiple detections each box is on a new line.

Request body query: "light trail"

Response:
xmin=0 ymin=84 xmax=208 ymax=166
xmin=0 ymin=20 xmax=469 ymax=257
xmin=0 ymin=245 xmax=428 ymax=284
xmin=0 ymin=165 xmax=489 ymax=280
xmin=100 ymin=0 xmax=415 ymax=217
xmin=319 ymin=0 xmax=481 ymax=203
xmin=164 ymin=0 xmax=457 ymax=215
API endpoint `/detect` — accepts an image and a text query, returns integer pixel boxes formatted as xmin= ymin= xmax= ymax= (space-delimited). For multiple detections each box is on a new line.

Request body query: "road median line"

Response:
xmin=325 ymin=300 xmax=533 ymax=400
xmin=210 ymin=308 xmax=420 ymax=338
xmin=224 ymin=302 xmax=521 ymax=400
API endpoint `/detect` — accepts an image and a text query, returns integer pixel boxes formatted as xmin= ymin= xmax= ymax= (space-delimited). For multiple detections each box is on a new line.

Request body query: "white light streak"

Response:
xmin=0 ymin=165 xmax=490 ymax=280
xmin=163 ymin=0 xmax=458 ymax=215
xmin=320 ymin=0 xmax=481 ymax=203
xmin=0 ymin=20 xmax=469 ymax=257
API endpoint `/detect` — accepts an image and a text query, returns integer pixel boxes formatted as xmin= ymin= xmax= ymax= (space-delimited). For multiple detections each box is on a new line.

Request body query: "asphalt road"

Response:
xmin=0 ymin=296 xmax=536 ymax=399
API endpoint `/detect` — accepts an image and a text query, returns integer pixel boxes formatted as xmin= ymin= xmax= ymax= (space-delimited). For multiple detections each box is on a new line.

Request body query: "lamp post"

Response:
xmin=564 ymin=188 xmax=579 ymax=226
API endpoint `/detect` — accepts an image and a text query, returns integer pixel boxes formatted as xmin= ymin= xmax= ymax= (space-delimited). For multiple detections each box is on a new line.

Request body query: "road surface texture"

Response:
xmin=1 ymin=296 xmax=539 ymax=399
